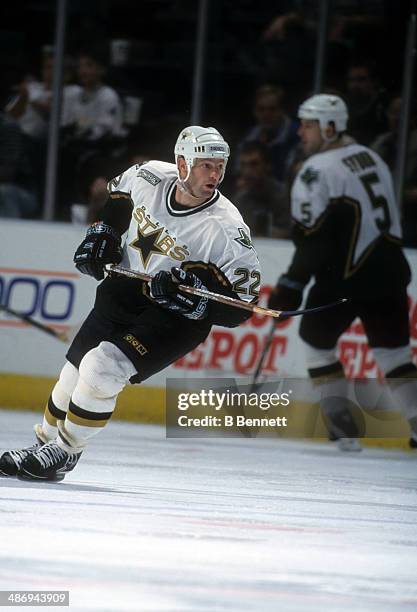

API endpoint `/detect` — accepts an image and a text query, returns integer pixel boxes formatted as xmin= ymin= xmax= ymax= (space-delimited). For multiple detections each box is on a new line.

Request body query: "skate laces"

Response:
xmin=33 ymin=442 xmax=68 ymax=469
xmin=9 ymin=443 xmax=41 ymax=462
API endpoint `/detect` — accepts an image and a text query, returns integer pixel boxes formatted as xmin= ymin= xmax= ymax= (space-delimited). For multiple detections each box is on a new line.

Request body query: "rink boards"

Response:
xmin=0 ymin=219 xmax=416 ymax=448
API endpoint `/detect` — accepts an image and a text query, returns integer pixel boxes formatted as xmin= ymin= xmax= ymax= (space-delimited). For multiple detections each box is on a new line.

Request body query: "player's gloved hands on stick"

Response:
xmin=268 ymin=275 xmax=304 ymax=313
xmin=74 ymin=222 xmax=123 ymax=281
xmin=150 ymin=267 xmax=209 ymax=320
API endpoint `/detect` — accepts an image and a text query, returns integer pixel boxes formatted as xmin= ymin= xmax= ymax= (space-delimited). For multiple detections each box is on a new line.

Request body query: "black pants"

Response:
xmin=299 ymin=285 xmax=410 ymax=350
xmin=67 ymin=303 xmax=210 ymax=384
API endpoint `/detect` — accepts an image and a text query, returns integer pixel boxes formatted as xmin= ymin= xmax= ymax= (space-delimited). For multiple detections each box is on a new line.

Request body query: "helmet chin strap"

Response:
xmin=321 ymin=130 xmax=339 ymax=144
xmin=176 ymin=161 xmax=205 ymax=203
xmin=176 ymin=178 xmax=203 ymax=202
xmin=319 ymin=129 xmax=341 ymax=152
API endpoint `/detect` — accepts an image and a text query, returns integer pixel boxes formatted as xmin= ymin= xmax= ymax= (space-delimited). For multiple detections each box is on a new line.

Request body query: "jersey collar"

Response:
xmin=166 ymin=179 xmax=220 ymax=216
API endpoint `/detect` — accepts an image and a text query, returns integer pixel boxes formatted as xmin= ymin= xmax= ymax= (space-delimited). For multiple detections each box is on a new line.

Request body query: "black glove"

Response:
xmin=268 ymin=275 xmax=304 ymax=313
xmin=73 ymin=222 xmax=123 ymax=281
xmin=150 ymin=267 xmax=209 ymax=320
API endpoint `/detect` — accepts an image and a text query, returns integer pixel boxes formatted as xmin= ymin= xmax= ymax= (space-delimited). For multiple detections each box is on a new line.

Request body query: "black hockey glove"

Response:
xmin=268 ymin=275 xmax=304 ymax=314
xmin=150 ymin=267 xmax=209 ymax=320
xmin=73 ymin=222 xmax=123 ymax=281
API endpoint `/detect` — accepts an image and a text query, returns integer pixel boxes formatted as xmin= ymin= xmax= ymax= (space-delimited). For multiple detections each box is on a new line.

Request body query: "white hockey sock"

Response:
xmin=309 ymin=362 xmax=360 ymax=439
xmin=385 ymin=364 xmax=417 ymax=438
xmin=41 ymin=414 xmax=58 ymax=441
xmin=56 ymin=341 xmax=136 ymax=450
xmin=386 ymin=378 xmax=417 ymax=428
xmin=60 ymin=379 xmax=118 ymax=450
xmin=42 ymin=362 xmax=79 ymax=439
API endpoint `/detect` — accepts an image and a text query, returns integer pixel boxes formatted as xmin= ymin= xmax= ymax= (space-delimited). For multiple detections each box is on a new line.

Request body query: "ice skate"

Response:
xmin=0 ymin=425 xmax=49 ymax=477
xmin=335 ymin=437 xmax=362 ymax=452
xmin=17 ymin=439 xmax=82 ymax=482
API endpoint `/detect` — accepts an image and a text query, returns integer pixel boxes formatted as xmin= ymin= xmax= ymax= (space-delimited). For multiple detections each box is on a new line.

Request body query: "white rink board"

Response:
xmin=0 ymin=220 xmax=416 ymax=385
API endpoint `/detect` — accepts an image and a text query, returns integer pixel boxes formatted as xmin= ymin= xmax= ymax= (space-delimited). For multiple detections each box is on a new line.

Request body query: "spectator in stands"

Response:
xmin=5 ymin=49 xmax=78 ymax=140
xmin=62 ymin=49 xmax=124 ymax=142
xmin=6 ymin=51 xmax=54 ymax=141
xmin=71 ymin=175 xmax=109 ymax=225
xmin=344 ymin=59 xmax=387 ymax=146
xmin=5 ymin=48 xmax=79 ymax=210
xmin=260 ymin=12 xmax=315 ymax=110
xmin=260 ymin=7 xmax=386 ymax=98
xmin=233 ymin=141 xmax=290 ymax=238
xmin=0 ymin=112 xmax=37 ymax=218
xmin=371 ymin=95 xmax=417 ymax=247
xmin=59 ymin=47 xmax=125 ymax=217
xmin=237 ymin=85 xmax=299 ymax=184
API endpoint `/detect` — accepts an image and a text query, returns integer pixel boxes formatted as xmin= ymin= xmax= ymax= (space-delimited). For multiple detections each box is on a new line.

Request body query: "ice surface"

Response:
xmin=1 ymin=409 xmax=416 ymax=612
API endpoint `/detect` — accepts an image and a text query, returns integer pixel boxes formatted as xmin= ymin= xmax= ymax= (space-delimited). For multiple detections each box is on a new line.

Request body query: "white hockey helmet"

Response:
xmin=298 ymin=94 xmax=348 ymax=139
xmin=174 ymin=125 xmax=230 ymax=183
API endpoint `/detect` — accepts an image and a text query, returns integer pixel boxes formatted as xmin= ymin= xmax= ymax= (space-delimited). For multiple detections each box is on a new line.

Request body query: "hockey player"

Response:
xmin=0 ymin=126 xmax=261 ymax=480
xmin=268 ymin=94 xmax=417 ymax=451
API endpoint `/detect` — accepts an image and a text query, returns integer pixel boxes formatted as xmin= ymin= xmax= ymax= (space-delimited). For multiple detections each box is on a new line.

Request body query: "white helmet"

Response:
xmin=174 ymin=125 xmax=230 ymax=184
xmin=298 ymin=94 xmax=348 ymax=140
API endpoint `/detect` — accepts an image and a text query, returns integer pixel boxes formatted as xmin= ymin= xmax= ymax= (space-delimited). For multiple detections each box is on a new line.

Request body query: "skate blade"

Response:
xmin=0 ymin=470 xmax=18 ymax=478
xmin=336 ymin=438 xmax=362 ymax=452
xmin=17 ymin=470 xmax=65 ymax=482
xmin=0 ymin=462 xmax=19 ymax=477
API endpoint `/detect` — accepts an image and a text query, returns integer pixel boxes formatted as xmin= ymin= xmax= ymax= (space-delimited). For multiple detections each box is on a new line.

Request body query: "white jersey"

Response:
xmin=107 ymin=161 xmax=261 ymax=303
xmin=7 ymin=82 xmax=82 ymax=139
xmin=62 ymin=85 xmax=124 ymax=140
xmin=291 ymin=142 xmax=401 ymax=267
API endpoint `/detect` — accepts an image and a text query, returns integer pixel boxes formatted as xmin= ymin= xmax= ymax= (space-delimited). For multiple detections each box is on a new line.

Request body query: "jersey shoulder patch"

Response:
xmin=208 ymin=194 xmax=255 ymax=252
xmin=136 ymin=167 xmax=161 ymax=186
xmin=300 ymin=165 xmax=320 ymax=188
xmin=234 ymin=227 xmax=253 ymax=249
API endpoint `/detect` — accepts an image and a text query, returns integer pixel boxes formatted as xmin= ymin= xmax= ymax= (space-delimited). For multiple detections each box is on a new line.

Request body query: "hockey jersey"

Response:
xmin=287 ymin=142 xmax=410 ymax=297
xmin=97 ymin=161 xmax=261 ymax=327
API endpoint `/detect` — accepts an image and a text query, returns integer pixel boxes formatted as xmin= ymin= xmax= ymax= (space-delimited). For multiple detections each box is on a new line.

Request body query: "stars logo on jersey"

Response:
xmin=234 ymin=228 xmax=253 ymax=249
xmin=130 ymin=206 xmax=190 ymax=267
xmin=300 ymin=167 xmax=319 ymax=188
xmin=130 ymin=226 xmax=166 ymax=268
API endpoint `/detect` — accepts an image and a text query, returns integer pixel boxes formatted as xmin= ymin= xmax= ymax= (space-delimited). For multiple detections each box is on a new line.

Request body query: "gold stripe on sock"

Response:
xmin=44 ymin=404 xmax=58 ymax=427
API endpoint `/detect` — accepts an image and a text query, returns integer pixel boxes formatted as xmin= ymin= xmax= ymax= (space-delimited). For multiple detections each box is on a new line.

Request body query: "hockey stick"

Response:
xmin=0 ymin=304 xmax=69 ymax=342
xmin=250 ymin=319 xmax=277 ymax=392
xmin=108 ymin=264 xmax=347 ymax=320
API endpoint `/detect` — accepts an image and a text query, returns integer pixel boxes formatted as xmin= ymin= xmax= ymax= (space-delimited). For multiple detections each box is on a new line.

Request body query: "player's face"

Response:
xmin=188 ymin=159 xmax=225 ymax=198
xmin=298 ymin=119 xmax=323 ymax=155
